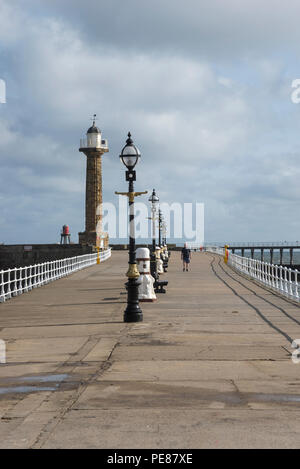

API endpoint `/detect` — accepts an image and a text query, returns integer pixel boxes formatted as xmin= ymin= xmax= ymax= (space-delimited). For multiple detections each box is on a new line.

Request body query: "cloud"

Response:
xmin=0 ymin=0 xmax=300 ymax=244
xmin=20 ymin=0 xmax=300 ymax=60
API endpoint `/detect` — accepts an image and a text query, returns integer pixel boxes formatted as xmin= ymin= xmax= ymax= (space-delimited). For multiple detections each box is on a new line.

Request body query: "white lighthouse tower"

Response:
xmin=78 ymin=115 xmax=109 ymax=248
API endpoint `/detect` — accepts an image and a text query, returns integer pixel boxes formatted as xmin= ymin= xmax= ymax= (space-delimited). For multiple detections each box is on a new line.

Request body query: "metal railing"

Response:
xmin=0 ymin=248 xmax=111 ymax=303
xmin=205 ymin=246 xmax=225 ymax=256
xmin=206 ymin=246 xmax=300 ymax=302
xmin=228 ymin=253 xmax=299 ymax=301
xmin=186 ymin=242 xmax=204 ymax=250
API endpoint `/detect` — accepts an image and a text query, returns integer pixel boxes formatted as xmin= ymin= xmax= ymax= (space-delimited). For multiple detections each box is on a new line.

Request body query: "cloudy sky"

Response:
xmin=1 ymin=0 xmax=300 ymax=244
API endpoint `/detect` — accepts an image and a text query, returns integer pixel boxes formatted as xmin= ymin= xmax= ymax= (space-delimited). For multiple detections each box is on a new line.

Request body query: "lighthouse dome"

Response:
xmin=86 ymin=116 xmax=101 ymax=147
xmin=87 ymin=123 xmax=101 ymax=134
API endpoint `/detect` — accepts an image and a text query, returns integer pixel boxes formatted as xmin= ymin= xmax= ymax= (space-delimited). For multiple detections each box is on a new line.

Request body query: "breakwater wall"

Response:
xmin=0 ymin=244 xmax=94 ymax=270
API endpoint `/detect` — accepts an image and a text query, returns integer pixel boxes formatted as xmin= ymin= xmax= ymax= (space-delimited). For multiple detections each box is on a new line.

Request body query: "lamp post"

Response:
xmin=162 ymin=221 xmax=167 ymax=246
xmin=115 ymin=132 xmax=147 ymax=323
xmin=150 ymin=205 xmax=169 ymax=294
xmin=158 ymin=209 xmax=163 ymax=247
xmin=148 ymin=189 xmax=159 ymax=282
xmin=161 ymin=220 xmax=169 ymax=272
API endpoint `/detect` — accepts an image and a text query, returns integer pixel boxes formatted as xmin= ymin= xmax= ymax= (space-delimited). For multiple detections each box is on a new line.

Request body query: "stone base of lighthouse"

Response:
xmin=78 ymin=231 xmax=109 ymax=249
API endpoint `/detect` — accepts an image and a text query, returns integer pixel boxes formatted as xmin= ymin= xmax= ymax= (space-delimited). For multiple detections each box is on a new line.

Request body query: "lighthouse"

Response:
xmin=78 ymin=115 xmax=109 ymax=248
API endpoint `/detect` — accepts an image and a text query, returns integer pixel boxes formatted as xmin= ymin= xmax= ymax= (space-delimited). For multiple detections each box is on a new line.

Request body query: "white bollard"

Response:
xmin=164 ymin=245 xmax=169 ymax=260
xmin=156 ymin=247 xmax=164 ymax=274
xmin=136 ymin=248 xmax=156 ymax=302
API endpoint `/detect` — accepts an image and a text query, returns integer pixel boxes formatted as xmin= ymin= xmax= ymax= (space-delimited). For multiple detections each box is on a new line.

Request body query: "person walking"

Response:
xmin=181 ymin=243 xmax=191 ymax=271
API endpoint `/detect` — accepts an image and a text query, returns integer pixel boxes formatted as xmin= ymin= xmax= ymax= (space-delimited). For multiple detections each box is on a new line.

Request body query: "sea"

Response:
xmin=229 ymin=250 xmax=300 ymax=266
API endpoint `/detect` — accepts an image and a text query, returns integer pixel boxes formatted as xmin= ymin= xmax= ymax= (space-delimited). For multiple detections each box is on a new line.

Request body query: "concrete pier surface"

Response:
xmin=0 ymin=251 xmax=300 ymax=448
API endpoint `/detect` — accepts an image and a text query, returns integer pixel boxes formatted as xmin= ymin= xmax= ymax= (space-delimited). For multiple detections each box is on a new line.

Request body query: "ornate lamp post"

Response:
xmin=151 ymin=204 xmax=169 ymax=294
xmin=161 ymin=219 xmax=169 ymax=272
xmin=148 ymin=189 xmax=159 ymax=251
xmin=148 ymin=189 xmax=159 ymax=281
xmin=162 ymin=220 xmax=167 ymax=246
xmin=115 ymin=132 xmax=147 ymax=323
xmin=158 ymin=209 xmax=163 ymax=247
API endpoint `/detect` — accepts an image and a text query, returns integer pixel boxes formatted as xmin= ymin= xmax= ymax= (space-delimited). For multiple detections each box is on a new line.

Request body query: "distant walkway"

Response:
xmin=0 ymin=251 xmax=300 ymax=448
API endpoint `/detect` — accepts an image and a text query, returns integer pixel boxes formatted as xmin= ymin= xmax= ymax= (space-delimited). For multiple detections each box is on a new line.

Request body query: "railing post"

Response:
xmin=43 ymin=263 xmax=46 ymax=284
xmin=45 ymin=262 xmax=49 ymax=283
xmin=275 ymin=264 xmax=278 ymax=289
xmin=284 ymin=267 xmax=288 ymax=294
xmin=28 ymin=266 xmax=32 ymax=291
xmin=40 ymin=264 xmax=43 ymax=285
xmin=288 ymin=268 xmax=293 ymax=296
xmin=36 ymin=264 xmax=41 ymax=287
xmin=30 ymin=266 xmax=34 ymax=288
xmin=23 ymin=267 xmax=28 ymax=292
xmin=294 ymin=269 xmax=299 ymax=299
xmin=12 ymin=268 xmax=18 ymax=297
xmin=18 ymin=268 xmax=23 ymax=293
xmin=279 ymin=265 xmax=283 ymax=292
xmin=267 ymin=263 xmax=271 ymax=286
xmin=271 ymin=264 xmax=275 ymax=288
xmin=264 ymin=262 xmax=268 ymax=284
xmin=6 ymin=269 xmax=12 ymax=299
xmin=0 ymin=270 xmax=5 ymax=302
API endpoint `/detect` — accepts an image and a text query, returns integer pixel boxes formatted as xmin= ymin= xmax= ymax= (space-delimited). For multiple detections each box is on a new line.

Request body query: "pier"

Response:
xmin=0 ymin=251 xmax=300 ymax=448
xmin=227 ymin=243 xmax=300 ymax=265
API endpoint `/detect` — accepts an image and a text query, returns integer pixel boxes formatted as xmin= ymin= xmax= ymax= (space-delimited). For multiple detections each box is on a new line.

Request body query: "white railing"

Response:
xmin=205 ymin=246 xmax=300 ymax=301
xmin=228 ymin=253 xmax=299 ymax=301
xmin=186 ymin=242 xmax=204 ymax=250
xmin=0 ymin=248 xmax=111 ymax=303
xmin=205 ymin=246 xmax=225 ymax=256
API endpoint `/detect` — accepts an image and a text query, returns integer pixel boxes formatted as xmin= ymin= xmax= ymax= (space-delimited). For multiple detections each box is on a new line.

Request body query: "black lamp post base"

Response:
xmin=124 ymin=276 xmax=143 ymax=323
xmin=124 ymin=310 xmax=143 ymax=322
